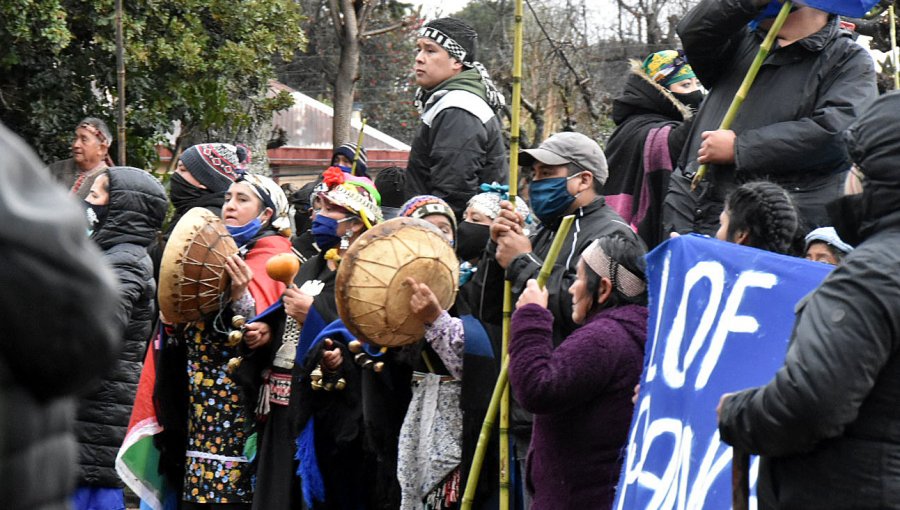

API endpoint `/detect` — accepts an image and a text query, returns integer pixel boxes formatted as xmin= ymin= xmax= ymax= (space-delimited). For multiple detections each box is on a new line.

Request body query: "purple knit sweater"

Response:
xmin=508 ymin=303 xmax=648 ymax=510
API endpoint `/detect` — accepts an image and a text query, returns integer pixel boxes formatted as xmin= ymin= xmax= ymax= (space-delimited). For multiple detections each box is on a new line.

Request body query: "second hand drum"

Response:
xmin=335 ymin=216 xmax=459 ymax=347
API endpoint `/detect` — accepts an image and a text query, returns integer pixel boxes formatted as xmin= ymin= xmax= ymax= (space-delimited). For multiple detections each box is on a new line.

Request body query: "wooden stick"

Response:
xmin=732 ymin=449 xmax=750 ymax=510
xmin=691 ymin=1 xmax=793 ymax=190
xmin=350 ymin=118 xmax=366 ymax=176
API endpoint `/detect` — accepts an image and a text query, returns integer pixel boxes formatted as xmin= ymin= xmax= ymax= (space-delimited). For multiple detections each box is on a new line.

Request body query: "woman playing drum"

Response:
xmin=250 ymin=166 xmax=383 ymax=510
xmin=154 ymin=172 xmax=292 ymax=509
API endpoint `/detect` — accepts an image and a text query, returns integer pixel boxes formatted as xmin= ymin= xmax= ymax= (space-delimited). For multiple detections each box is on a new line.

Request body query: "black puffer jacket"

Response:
xmin=405 ymin=69 xmax=508 ymax=218
xmin=76 ymin=167 xmax=168 ymax=487
xmin=663 ymin=0 xmax=877 ymax=235
xmin=0 ymin=123 xmax=120 ymax=509
xmin=718 ymin=92 xmax=900 ymax=509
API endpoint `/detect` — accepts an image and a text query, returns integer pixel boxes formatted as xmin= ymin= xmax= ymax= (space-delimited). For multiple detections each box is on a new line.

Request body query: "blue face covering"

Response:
xmin=312 ymin=214 xmax=343 ymax=251
xmin=529 ymin=175 xmax=579 ymax=224
xmin=227 ymin=217 xmax=264 ymax=247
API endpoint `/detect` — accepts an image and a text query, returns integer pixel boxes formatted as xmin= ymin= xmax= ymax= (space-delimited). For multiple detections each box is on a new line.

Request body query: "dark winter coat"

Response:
xmin=77 ymin=167 xmax=167 ymax=487
xmin=718 ymin=92 xmax=900 ymax=509
xmin=405 ymin=68 xmax=508 ymax=218
xmin=663 ymin=0 xmax=877 ymax=235
xmin=604 ymin=61 xmax=693 ymax=249
xmin=0 ymin=123 xmax=120 ymax=509
xmin=509 ymin=303 xmax=648 ymax=510
xmin=467 ymin=198 xmax=639 ymax=441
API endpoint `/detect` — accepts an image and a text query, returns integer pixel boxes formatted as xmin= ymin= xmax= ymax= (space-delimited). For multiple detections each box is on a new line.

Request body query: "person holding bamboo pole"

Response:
xmin=405 ymin=17 xmax=508 ymax=218
xmin=662 ymin=0 xmax=877 ymax=238
xmin=468 ymin=131 xmax=639 ymax=506
xmin=508 ymin=233 xmax=648 ymax=510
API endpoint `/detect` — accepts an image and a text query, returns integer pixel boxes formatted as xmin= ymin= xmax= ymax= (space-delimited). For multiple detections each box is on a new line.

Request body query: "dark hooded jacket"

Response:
xmin=663 ymin=0 xmax=877 ymax=235
xmin=718 ymin=92 xmax=900 ymax=509
xmin=405 ymin=68 xmax=508 ymax=218
xmin=0 ymin=123 xmax=120 ymax=509
xmin=603 ymin=60 xmax=694 ymax=249
xmin=76 ymin=167 xmax=168 ymax=487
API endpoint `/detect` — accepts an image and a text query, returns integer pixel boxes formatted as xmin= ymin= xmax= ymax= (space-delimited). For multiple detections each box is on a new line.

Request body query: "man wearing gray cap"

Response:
xmin=481 ymin=131 xmax=642 ymax=345
xmin=465 ymin=131 xmax=642 ymax=509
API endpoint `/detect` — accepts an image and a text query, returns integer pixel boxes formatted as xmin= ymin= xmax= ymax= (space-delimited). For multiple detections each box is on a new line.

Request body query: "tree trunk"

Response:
xmin=332 ymin=0 xmax=360 ymax=148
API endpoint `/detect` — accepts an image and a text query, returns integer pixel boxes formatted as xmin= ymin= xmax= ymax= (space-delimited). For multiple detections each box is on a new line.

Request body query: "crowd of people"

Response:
xmin=4 ymin=0 xmax=900 ymax=509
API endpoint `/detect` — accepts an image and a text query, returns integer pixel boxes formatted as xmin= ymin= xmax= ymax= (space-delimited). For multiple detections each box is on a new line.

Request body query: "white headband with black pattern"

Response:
xmin=419 ymin=26 xmax=469 ymax=64
xmin=581 ymin=239 xmax=646 ymax=298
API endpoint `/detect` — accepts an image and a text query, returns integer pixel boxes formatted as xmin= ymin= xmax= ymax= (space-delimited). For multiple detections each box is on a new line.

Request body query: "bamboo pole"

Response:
xmin=350 ymin=118 xmax=366 ymax=176
xmin=690 ymin=1 xmax=793 ymax=190
xmin=460 ymin=214 xmax=575 ymax=509
xmin=499 ymin=0 xmax=524 ymax=506
xmin=115 ymin=0 xmax=126 ymax=165
xmin=891 ymin=5 xmax=899 ymax=89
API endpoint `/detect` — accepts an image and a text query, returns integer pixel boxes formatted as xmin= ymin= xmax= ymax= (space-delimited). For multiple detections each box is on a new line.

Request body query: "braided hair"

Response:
xmin=723 ymin=181 xmax=800 ymax=256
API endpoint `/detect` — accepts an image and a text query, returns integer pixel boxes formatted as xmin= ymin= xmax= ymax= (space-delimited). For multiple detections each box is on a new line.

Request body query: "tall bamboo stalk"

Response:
xmin=115 ymin=0 xmax=126 ymax=164
xmin=499 ymin=0 xmax=524 ymax=506
xmin=460 ymin=215 xmax=575 ymax=509
xmin=690 ymin=1 xmax=793 ymax=190
xmin=891 ymin=5 xmax=899 ymax=89
xmin=351 ymin=118 xmax=366 ymax=176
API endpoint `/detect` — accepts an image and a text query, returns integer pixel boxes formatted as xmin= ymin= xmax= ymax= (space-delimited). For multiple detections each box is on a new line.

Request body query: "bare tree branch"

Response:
xmin=362 ymin=19 xmax=408 ymax=38
xmin=328 ymin=0 xmax=344 ymax=41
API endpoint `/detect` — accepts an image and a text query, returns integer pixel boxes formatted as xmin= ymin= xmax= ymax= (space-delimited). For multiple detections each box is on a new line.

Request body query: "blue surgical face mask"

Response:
xmin=529 ymin=174 xmax=582 ymax=224
xmin=312 ymin=214 xmax=355 ymax=251
xmin=226 ymin=217 xmax=264 ymax=247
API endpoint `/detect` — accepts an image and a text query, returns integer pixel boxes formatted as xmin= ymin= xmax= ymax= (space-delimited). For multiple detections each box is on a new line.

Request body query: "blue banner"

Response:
xmin=614 ymin=234 xmax=832 ymax=509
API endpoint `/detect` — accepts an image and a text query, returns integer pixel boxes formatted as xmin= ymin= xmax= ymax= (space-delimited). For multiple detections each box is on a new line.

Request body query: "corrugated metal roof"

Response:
xmin=270 ymin=81 xmax=411 ymax=151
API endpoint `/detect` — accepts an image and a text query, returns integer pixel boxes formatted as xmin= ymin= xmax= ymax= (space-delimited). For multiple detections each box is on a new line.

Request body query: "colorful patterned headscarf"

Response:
xmin=465 ymin=183 xmax=535 ymax=235
xmin=315 ymin=166 xmax=383 ymax=229
xmin=641 ymin=50 xmax=696 ymax=88
xmin=236 ymin=173 xmax=293 ymax=237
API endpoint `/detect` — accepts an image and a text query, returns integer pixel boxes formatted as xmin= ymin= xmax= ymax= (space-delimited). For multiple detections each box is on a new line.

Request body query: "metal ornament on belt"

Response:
xmin=335 ymin=217 xmax=459 ymax=347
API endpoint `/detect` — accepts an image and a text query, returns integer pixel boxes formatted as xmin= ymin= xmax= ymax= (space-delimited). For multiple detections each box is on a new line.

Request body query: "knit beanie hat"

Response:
xmin=399 ymin=195 xmax=458 ymax=236
xmin=416 ymin=17 xmax=505 ymax=110
xmin=420 ymin=17 xmax=477 ymax=64
xmin=180 ymin=143 xmax=243 ymax=193
xmin=641 ymin=50 xmax=696 ymax=88
xmin=332 ymin=142 xmax=368 ymax=177
xmin=373 ymin=166 xmax=407 ymax=209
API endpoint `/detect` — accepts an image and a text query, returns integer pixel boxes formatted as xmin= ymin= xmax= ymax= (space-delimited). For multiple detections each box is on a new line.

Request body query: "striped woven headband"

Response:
xmin=581 ymin=239 xmax=646 ymax=298
xmin=418 ymin=26 xmax=468 ymax=64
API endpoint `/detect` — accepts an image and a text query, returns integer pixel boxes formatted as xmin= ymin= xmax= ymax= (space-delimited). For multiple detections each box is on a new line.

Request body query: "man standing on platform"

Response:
xmin=405 ymin=17 xmax=508 ymax=218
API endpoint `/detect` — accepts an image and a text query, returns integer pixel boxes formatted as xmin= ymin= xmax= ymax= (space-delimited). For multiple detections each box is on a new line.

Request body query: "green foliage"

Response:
xmin=0 ymin=0 xmax=306 ymax=168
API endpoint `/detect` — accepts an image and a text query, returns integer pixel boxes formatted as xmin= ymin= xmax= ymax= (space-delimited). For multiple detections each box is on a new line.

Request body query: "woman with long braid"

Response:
xmin=714 ymin=180 xmax=801 ymax=256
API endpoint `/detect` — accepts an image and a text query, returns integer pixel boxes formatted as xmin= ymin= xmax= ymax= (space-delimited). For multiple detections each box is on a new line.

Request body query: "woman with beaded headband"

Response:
xmin=313 ymin=195 xmax=499 ymax=509
xmin=248 ymin=166 xmax=383 ymax=510
xmin=508 ymin=233 xmax=649 ymax=509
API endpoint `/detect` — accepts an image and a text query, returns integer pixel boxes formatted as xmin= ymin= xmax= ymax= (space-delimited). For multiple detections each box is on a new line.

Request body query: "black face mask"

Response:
xmin=169 ymin=172 xmax=209 ymax=212
xmin=84 ymin=200 xmax=109 ymax=236
xmin=456 ymin=221 xmax=491 ymax=262
xmin=673 ymin=90 xmax=704 ymax=111
xmin=826 ymin=193 xmax=867 ymax=247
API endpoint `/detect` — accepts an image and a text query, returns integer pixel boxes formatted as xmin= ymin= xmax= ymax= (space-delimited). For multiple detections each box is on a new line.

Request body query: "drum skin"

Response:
xmin=159 ymin=207 xmax=239 ymax=323
xmin=336 ymin=217 xmax=459 ymax=347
